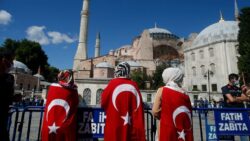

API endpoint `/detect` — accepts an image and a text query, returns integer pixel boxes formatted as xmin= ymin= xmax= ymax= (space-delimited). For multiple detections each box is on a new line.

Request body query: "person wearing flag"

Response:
xmin=101 ymin=62 xmax=146 ymax=141
xmin=152 ymin=67 xmax=193 ymax=141
xmin=41 ymin=70 xmax=79 ymax=141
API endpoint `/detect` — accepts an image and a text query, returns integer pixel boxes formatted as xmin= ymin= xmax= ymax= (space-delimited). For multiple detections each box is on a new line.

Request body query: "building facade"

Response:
xmin=183 ymin=16 xmax=240 ymax=102
xmin=73 ymin=0 xmax=241 ymax=105
xmin=73 ymin=0 xmax=184 ymax=106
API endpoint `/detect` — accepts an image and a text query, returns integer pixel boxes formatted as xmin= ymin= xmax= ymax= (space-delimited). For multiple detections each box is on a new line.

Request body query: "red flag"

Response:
xmin=159 ymin=86 xmax=193 ymax=141
xmin=41 ymin=83 xmax=79 ymax=141
xmin=101 ymin=78 xmax=146 ymax=141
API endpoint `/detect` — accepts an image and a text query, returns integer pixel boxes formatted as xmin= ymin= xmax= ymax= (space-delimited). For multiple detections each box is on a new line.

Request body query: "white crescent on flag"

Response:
xmin=46 ymin=99 xmax=70 ymax=122
xmin=172 ymin=105 xmax=192 ymax=129
xmin=112 ymin=84 xmax=140 ymax=111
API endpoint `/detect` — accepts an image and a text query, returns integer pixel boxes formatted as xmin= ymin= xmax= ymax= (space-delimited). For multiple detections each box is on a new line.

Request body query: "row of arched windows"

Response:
xmin=192 ymin=63 xmax=216 ymax=76
xmin=191 ymin=48 xmax=214 ymax=61
xmin=82 ymin=88 xmax=104 ymax=105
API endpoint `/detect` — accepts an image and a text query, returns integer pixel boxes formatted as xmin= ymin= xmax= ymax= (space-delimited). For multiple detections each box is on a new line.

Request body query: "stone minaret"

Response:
xmin=94 ymin=32 xmax=100 ymax=57
xmin=234 ymin=0 xmax=239 ymax=21
xmin=73 ymin=0 xmax=89 ymax=70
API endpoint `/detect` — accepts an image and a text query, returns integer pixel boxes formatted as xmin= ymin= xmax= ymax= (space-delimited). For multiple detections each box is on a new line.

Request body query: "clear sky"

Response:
xmin=0 ymin=0 xmax=249 ymax=70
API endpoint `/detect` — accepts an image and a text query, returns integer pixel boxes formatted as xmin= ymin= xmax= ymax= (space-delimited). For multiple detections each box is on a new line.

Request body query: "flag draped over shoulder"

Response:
xmin=101 ymin=78 xmax=146 ymax=141
xmin=41 ymin=83 xmax=78 ymax=141
xmin=160 ymin=86 xmax=193 ymax=141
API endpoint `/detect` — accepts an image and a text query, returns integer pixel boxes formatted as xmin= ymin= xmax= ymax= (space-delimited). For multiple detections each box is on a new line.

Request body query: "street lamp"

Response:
xmin=203 ymin=70 xmax=214 ymax=102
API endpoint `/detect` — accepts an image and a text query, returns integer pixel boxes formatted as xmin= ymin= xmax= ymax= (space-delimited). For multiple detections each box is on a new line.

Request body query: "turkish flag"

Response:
xmin=101 ymin=78 xmax=146 ymax=141
xmin=159 ymin=86 xmax=193 ymax=141
xmin=41 ymin=83 xmax=79 ymax=141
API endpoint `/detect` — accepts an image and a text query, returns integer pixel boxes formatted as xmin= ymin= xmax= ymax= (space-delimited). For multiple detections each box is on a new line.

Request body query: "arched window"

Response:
xmin=191 ymin=52 xmax=195 ymax=61
xmin=201 ymin=65 xmax=205 ymax=75
xmin=210 ymin=63 xmax=216 ymax=74
xmin=96 ymin=89 xmax=103 ymax=105
xmin=83 ymin=88 xmax=91 ymax=105
xmin=209 ymin=48 xmax=214 ymax=57
xmin=147 ymin=94 xmax=152 ymax=102
xmin=199 ymin=50 xmax=204 ymax=59
xmin=192 ymin=66 xmax=196 ymax=76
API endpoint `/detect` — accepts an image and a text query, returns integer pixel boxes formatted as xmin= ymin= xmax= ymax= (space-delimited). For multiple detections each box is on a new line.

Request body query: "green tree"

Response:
xmin=238 ymin=8 xmax=250 ymax=75
xmin=44 ymin=65 xmax=60 ymax=82
xmin=0 ymin=38 xmax=59 ymax=82
xmin=151 ymin=63 xmax=169 ymax=89
xmin=15 ymin=39 xmax=49 ymax=74
xmin=130 ymin=69 xmax=146 ymax=89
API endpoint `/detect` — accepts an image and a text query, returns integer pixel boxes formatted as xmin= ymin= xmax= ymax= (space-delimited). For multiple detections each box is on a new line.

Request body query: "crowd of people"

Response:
xmin=1 ymin=47 xmax=250 ymax=141
xmin=13 ymin=96 xmax=45 ymax=107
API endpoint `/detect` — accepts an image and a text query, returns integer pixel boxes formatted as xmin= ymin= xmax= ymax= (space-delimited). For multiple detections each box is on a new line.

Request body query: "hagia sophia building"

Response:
xmin=72 ymin=0 xmax=241 ymax=106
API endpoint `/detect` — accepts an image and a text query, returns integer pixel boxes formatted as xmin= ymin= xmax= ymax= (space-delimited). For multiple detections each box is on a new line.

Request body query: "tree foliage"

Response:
xmin=130 ymin=69 xmax=147 ymax=89
xmin=44 ymin=65 xmax=60 ymax=82
xmin=130 ymin=63 xmax=170 ymax=90
xmin=0 ymin=38 xmax=59 ymax=82
xmin=151 ymin=63 xmax=170 ymax=89
xmin=238 ymin=7 xmax=250 ymax=75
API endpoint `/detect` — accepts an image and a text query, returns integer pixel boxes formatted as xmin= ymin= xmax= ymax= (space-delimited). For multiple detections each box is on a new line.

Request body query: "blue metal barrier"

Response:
xmin=8 ymin=106 xmax=156 ymax=141
xmin=193 ymin=107 xmax=250 ymax=141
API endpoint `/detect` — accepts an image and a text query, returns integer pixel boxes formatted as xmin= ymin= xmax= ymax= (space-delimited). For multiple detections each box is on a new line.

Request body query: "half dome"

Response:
xmin=13 ymin=60 xmax=28 ymax=70
xmin=12 ymin=60 xmax=31 ymax=73
xmin=126 ymin=60 xmax=141 ymax=67
xmin=96 ymin=62 xmax=113 ymax=68
xmin=34 ymin=73 xmax=45 ymax=81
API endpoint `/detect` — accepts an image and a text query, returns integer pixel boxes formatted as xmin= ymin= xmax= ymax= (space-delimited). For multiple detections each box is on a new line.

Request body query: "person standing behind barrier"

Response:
xmin=41 ymin=70 xmax=79 ymax=141
xmin=152 ymin=67 xmax=193 ymax=141
xmin=101 ymin=62 xmax=146 ymax=141
xmin=221 ymin=73 xmax=250 ymax=107
xmin=221 ymin=73 xmax=250 ymax=141
xmin=0 ymin=49 xmax=14 ymax=141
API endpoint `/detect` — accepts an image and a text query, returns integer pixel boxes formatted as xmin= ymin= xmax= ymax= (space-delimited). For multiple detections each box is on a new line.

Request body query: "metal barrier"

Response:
xmin=193 ymin=107 xmax=250 ymax=141
xmin=8 ymin=106 xmax=157 ymax=141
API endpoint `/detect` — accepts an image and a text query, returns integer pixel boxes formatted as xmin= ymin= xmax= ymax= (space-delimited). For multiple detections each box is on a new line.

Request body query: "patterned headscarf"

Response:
xmin=58 ymin=70 xmax=77 ymax=89
xmin=114 ymin=62 xmax=130 ymax=78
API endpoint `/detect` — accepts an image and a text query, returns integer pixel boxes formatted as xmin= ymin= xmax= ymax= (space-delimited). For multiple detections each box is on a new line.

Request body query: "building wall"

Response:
xmin=184 ymin=40 xmax=238 ymax=93
xmin=13 ymin=73 xmax=38 ymax=91
xmin=74 ymin=29 xmax=182 ymax=80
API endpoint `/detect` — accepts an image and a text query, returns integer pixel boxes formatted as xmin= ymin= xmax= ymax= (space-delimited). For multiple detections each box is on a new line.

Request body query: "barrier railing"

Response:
xmin=8 ymin=106 xmax=157 ymax=141
xmin=193 ymin=107 xmax=250 ymax=141
xmin=10 ymin=106 xmax=249 ymax=141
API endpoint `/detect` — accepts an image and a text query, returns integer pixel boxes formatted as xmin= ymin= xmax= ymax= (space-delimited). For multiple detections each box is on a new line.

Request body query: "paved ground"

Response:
xmin=8 ymin=109 xmax=244 ymax=141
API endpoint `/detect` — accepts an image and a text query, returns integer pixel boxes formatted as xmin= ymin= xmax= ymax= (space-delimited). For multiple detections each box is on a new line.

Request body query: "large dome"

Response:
xmin=148 ymin=25 xmax=179 ymax=39
xmin=192 ymin=20 xmax=239 ymax=48
xmin=148 ymin=27 xmax=172 ymax=34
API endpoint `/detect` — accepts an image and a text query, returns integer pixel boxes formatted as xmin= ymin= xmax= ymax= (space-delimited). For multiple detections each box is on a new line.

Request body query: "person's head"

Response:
xmin=114 ymin=62 xmax=130 ymax=78
xmin=228 ymin=73 xmax=239 ymax=86
xmin=162 ymin=67 xmax=184 ymax=87
xmin=57 ymin=69 xmax=76 ymax=89
xmin=0 ymin=48 xmax=14 ymax=74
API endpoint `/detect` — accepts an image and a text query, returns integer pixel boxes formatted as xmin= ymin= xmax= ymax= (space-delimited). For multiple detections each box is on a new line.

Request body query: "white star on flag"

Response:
xmin=121 ymin=112 xmax=131 ymax=125
xmin=178 ymin=129 xmax=186 ymax=141
xmin=48 ymin=122 xmax=60 ymax=134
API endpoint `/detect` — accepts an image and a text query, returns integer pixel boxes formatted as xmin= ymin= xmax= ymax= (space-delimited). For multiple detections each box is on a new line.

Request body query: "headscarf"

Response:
xmin=57 ymin=70 xmax=77 ymax=89
xmin=114 ymin=62 xmax=130 ymax=78
xmin=162 ymin=67 xmax=184 ymax=89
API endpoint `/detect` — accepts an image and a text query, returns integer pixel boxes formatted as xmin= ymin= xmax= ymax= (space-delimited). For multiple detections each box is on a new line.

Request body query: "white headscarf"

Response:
xmin=162 ymin=67 xmax=184 ymax=93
